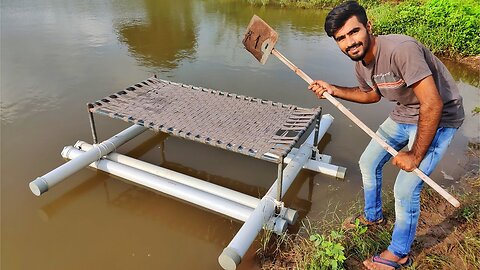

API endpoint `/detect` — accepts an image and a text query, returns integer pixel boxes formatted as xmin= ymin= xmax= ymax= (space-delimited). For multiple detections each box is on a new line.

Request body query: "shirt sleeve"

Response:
xmin=354 ymin=64 xmax=374 ymax=92
xmin=392 ymin=41 xmax=432 ymax=87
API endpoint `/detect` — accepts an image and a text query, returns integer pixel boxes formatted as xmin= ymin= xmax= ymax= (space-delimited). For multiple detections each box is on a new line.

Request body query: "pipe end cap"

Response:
xmin=218 ymin=247 xmax=241 ymax=270
xmin=336 ymin=166 xmax=347 ymax=179
xmin=29 ymin=177 xmax=49 ymax=196
xmin=284 ymin=209 xmax=298 ymax=225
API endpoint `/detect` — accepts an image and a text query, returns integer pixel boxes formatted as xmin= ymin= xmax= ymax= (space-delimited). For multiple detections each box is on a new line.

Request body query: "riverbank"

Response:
xmin=247 ymin=0 xmax=480 ymax=63
xmin=454 ymin=56 xmax=480 ymax=73
xmin=258 ymin=146 xmax=480 ymax=269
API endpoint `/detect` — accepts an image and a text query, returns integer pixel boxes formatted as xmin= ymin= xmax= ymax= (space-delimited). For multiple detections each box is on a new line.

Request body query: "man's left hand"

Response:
xmin=392 ymin=151 xmax=420 ymax=172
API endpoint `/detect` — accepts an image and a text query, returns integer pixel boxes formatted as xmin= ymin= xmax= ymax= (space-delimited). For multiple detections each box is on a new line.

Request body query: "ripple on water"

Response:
xmin=0 ymin=90 xmax=61 ymax=125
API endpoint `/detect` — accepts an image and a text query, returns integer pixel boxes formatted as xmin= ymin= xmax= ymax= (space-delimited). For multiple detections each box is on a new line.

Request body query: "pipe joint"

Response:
xmin=266 ymin=216 xmax=288 ymax=235
xmin=277 ymin=206 xmax=298 ymax=225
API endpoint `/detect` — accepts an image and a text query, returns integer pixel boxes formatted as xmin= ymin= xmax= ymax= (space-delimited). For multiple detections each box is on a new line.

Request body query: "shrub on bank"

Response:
xmin=369 ymin=0 xmax=480 ymax=56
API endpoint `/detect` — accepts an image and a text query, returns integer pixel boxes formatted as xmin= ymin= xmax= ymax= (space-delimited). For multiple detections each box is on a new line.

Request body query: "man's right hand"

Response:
xmin=308 ymin=80 xmax=335 ymax=99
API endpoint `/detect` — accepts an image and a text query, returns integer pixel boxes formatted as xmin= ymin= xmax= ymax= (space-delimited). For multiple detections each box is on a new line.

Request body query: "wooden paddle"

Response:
xmin=242 ymin=15 xmax=460 ymax=208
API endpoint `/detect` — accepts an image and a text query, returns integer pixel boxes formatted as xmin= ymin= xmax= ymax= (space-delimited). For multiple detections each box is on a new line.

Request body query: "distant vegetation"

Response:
xmin=246 ymin=0 xmax=480 ymax=57
xmin=246 ymin=0 xmax=375 ymax=9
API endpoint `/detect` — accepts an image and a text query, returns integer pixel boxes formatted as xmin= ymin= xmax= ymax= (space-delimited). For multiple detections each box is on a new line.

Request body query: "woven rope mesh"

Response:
xmin=89 ymin=76 xmax=321 ymax=163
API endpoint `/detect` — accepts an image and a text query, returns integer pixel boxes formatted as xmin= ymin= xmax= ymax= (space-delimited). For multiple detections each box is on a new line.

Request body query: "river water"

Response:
xmin=1 ymin=0 xmax=479 ymax=269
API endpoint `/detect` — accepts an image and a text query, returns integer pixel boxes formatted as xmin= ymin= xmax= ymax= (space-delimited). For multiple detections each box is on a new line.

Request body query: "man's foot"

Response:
xmin=363 ymin=250 xmax=413 ymax=270
xmin=342 ymin=214 xmax=386 ymax=230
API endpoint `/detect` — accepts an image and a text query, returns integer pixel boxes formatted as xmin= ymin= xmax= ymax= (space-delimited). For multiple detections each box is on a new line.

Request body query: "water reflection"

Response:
xmin=440 ymin=58 xmax=480 ymax=87
xmin=116 ymin=0 xmax=197 ymax=70
xmin=201 ymin=0 xmax=328 ymax=36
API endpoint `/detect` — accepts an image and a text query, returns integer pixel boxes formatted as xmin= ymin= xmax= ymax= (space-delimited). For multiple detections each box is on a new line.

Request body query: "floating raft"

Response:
xmin=88 ymin=76 xmax=321 ymax=162
xmin=29 ymin=76 xmax=345 ymax=270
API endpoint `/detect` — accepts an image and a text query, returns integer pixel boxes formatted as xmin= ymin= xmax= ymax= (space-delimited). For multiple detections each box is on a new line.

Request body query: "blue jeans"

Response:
xmin=358 ymin=117 xmax=457 ymax=258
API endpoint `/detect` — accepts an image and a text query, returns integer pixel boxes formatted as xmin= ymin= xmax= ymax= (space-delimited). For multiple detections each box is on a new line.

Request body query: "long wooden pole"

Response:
xmin=271 ymin=48 xmax=460 ymax=208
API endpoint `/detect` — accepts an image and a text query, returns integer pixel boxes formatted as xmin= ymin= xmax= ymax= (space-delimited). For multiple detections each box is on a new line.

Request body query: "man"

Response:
xmin=308 ymin=1 xmax=464 ymax=269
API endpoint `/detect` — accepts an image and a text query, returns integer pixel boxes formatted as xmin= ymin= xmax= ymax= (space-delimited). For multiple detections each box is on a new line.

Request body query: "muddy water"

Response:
xmin=1 ymin=0 xmax=479 ymax=269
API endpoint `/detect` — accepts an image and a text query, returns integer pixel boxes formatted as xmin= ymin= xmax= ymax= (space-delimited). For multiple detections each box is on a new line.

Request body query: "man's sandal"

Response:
xmin=371 ymin=254 xmax=413 ymax=269
xmin=342 ymin=214 xmax=386 ymax=229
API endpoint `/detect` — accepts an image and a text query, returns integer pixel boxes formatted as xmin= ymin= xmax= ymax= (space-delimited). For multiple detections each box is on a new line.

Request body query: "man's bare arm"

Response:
xmin=308 ymin=80 xmax=381 ymax=104
xmin=392 ymin=75 xmax=443 ymax=171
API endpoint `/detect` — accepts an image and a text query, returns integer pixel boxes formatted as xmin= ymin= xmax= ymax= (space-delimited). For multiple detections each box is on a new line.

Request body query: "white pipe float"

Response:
xmin=63 ymin=146 xmax=289 ymax=233
xmin=284 ymin=151 xmax=346 ymax=179
xmin=29 ymin=125 xmax=147 ymax=196
xmin=218 ymin=135 xmax=313 ymax=270
xmin=73 ymin=141 xmax=299 ymax=224
xmin=62 ymin=146 xmax=255 ymax=222
xmin=285 ymin=114 xmax=346 ymax=179
xmin=300 ymin=158 xmax=346 ymax=179
xmin=218 ymin=114 xmax=344 ymax=270
xmin=74 ymin=141 xmax=259 ymax=208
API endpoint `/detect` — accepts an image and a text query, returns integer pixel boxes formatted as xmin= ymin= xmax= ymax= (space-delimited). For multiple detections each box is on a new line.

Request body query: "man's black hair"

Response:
xmin=324 ymin=1 xmax=368 ymax=37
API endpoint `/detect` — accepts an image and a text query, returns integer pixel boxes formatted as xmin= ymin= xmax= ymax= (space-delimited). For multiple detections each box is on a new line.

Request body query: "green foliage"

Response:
xmin=352 ymin=218 xmax=368 ymax=235
xmin=346 ymin=218 xmax=374 ymax=259
xmin=460 ymin=205 xmax=476 ymax=222
xmin=472 ymin=106 xmax=480 ymax=115
xmin=369 ymin=0 xmax=480 ymax=56
xmin=308 ymin=230 xmax=346 ymax=269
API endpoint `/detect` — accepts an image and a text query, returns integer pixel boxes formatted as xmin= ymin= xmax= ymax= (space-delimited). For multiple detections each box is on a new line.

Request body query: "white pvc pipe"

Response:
xmin=29 ymin=125 xmax=147 ymax=196
xmin=302 ymin=159 xmax=346 ymax=179
xmin=62 ymin=146 xmax=254 ymax=222
xmin=284 ymin=153 xmax=346 ymax=178
xmin=74 ymin=141 xmax=260 ymax=208
xmin=218 ymin=136 xmax=313 ymax=270
xmin=74 ymin=141 xmax=299 ymax=225
xmin=291 ymin=114 xmax=346 ymax=178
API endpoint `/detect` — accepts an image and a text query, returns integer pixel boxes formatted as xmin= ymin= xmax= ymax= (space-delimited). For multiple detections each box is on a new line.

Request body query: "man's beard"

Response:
xmin=345 ymin=37 xmax=370 ymax=62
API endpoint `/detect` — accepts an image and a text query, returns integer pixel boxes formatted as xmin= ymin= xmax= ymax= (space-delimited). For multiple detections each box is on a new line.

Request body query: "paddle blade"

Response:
xmin=242 ymin=15 xmax=278 ymax=65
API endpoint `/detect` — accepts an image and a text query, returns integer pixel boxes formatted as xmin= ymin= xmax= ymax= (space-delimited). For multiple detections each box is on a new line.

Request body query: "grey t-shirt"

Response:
xmin=355 ymin=34 xmax=464 ymax=128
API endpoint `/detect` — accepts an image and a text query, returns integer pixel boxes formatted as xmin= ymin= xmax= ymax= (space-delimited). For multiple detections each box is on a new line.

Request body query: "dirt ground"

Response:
xmin=456 ymin=55 xmax=480 ymax=72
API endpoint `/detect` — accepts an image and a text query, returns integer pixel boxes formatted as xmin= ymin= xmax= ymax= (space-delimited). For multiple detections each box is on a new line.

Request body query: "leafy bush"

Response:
xmin=369 ymin=0 xmax=480 ymax=56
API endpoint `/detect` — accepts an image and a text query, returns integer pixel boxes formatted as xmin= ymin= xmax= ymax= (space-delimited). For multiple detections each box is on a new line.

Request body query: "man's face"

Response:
xmin=333 ymin=16 xmax=372 ymax=62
